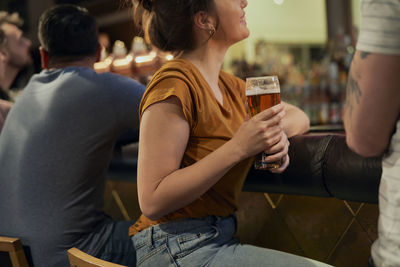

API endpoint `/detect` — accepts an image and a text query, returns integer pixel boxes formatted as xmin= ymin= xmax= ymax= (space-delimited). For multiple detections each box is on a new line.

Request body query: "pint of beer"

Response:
xmin=246 ymin=76 xmax=281 ymax=170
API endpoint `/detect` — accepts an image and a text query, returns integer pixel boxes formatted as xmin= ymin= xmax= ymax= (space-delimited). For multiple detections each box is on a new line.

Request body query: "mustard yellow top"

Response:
xmin=129 ymin=59 xmax=253 ymax=235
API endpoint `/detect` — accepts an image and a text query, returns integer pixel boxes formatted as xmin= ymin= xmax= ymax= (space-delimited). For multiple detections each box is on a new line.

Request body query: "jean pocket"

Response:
xmin=176 ymin=225 xmax=219 ymax=256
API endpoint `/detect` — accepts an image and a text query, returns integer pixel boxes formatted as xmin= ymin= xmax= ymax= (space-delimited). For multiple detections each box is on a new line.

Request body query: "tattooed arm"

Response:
xmin=344 ymin=51 xmax=400 ymax=157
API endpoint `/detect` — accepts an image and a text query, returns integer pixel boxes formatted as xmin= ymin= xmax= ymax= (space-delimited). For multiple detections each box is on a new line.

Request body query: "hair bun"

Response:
xmin=140 ymin=0 xmax=153 ymax=11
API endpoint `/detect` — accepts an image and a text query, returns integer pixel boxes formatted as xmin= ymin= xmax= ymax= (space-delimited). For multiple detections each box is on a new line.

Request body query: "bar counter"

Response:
xmin=109 ymin=131 xmax=381 ymax=204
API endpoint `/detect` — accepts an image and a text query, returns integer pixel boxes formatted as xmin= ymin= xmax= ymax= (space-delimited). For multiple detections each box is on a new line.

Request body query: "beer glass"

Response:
xmin=246 ymin=76 xmax=282 ymax=170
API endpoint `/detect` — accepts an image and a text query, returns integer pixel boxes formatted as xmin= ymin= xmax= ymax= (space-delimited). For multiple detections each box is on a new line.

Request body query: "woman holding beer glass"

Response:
xmin=130 ymin=0 xmax=328 ymax=266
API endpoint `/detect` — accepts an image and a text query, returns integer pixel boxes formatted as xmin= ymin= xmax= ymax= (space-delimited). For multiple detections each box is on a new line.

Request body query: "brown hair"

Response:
xmin=133 ymin=0 xmax=216 ymax=53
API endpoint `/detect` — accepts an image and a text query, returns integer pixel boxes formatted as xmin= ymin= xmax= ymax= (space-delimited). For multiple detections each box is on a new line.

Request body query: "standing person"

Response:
xmin=130 ymin=0 xmax=330 ymax=266
xmin=344 ymin=1 xmax=400 ymax=266
xmin=0 ymin=5 xmax=144 ymax=267
xmin=0 ymin=11 xmax=32 ymax=100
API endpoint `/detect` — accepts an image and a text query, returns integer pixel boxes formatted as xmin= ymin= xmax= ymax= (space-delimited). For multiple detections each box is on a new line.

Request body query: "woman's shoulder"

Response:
xmin=157 ymin=59 xmax=196 ymax=77
xmin=151 ymin=58 xmax=218 ymax=91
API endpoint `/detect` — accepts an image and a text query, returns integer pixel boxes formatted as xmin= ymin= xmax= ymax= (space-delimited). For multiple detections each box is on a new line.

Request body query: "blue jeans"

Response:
xmin=131 ymin=215 xmax=332 ymax=266
xmin=98 ymin=220 xmax=136 ymax=267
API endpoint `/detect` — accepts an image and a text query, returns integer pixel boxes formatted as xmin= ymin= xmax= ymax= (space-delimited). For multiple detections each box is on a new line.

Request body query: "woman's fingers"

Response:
xmin=269 ymin=154 xmax=290 ymax=174
xmin=264 ymin=139 xmax=288 ymax=163
xmin=265 ymin=132 xmax=288 ymax=155
xmin=262 ymin=126 xmax=282 ymax=146
xmin=253 ymin=104 xmax=284 ymax=122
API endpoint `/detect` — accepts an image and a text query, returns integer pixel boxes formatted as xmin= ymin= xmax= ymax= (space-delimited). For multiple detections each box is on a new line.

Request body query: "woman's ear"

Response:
xmin=193 ymin=11 xmax=216 ymax=34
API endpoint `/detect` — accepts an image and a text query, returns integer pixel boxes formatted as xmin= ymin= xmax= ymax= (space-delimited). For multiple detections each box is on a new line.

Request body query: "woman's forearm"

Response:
xmin=281 ymin=102 xmax=310 ymax=137
xmin=139 ymin=138 xmax=243 ymax=220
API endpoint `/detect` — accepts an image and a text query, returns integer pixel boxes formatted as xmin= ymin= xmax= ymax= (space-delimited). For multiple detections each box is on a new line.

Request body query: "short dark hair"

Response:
xmin=38 ymin=4 xmax=98 ymax=63
xmin=133 ymin=0 xmax=216 ymax=54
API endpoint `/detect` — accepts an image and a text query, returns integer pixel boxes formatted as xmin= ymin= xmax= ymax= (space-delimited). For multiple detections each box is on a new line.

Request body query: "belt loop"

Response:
xmin=148 ymin=226 xmax=154 ymax=249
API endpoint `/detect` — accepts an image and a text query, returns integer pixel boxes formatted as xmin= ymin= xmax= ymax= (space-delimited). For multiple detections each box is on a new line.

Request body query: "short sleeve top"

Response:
xmin=130 ymin=59 xmax=253 ymax=235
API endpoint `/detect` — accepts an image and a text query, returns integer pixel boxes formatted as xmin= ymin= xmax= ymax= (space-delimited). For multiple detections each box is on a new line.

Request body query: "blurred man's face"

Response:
xmin=1 ymin=23 xmax=32 ymax=69
xmin=0 ymin=52 xmax=5 ymax=82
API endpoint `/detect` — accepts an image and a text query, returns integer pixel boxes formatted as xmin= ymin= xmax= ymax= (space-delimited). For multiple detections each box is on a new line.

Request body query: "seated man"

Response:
xmin=0 ymin=11 xmax=32 ymax=100
xmin=0 ymin=4 xmax=144 ymax=266
xmin=0 ymin=99 xmax=12 ymax=132
xmin=0 ymin=28 xmax=13 ymax=131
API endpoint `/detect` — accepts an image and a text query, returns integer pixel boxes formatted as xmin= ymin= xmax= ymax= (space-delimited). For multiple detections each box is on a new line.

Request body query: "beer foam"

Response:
xmin=246 ymin=86 xmax=280 ymax=96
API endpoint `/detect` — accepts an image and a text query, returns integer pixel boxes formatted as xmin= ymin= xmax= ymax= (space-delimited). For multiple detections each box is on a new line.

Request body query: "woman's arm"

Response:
xmin=281 ymin=101 xmax=310 ymax=137
xmin=138 ymin=96 xmax=286 ymax=220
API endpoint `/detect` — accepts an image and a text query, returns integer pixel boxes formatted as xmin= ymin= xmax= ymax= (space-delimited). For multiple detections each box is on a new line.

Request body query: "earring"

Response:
xmin=209 ymin=25 xmax=216 ymax=37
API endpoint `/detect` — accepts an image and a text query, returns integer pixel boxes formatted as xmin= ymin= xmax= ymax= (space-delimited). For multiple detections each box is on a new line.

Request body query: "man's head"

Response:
xmin=38 ymin=4 xmax=99 ymax=67
xmin=0 ymin=11 xmax=32 ymax=70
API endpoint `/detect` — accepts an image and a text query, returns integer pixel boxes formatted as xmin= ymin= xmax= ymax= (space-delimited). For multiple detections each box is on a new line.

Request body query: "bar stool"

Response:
xmin=0 ymin=236 xmax=29 ymax=267
xmin=67 ymin=247 xmax=127 ymax=267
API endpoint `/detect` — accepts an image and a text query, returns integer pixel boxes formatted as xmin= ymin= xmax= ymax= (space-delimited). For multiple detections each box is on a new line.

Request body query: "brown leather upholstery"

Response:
xmin=243 ymin=134 xmax=381 ymax=203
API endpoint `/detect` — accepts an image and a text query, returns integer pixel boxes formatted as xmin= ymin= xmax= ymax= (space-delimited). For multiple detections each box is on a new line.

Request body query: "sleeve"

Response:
xmin=139 ymin=77 xmax=195 ymax=129
xmin=356 ymin=0 xmax=400 ymax=55
xmin=109 ymin=74 xmax=146 ymax=130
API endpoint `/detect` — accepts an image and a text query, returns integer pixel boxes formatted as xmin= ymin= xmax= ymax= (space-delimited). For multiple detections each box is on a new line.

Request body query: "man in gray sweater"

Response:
xmin=0 ymin=5 xmax=144 ymax=266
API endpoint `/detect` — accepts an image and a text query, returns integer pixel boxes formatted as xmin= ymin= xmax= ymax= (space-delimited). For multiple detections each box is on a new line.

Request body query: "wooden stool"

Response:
xmin=67 ymin=247 xmax=127 ymax=267
xmin=0 ymin=236 xmax=29 ymax=267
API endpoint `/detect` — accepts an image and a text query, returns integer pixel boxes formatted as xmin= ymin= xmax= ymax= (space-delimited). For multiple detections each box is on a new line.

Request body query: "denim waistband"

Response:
xmin=132 ymin=215 xmax=236 ymax=249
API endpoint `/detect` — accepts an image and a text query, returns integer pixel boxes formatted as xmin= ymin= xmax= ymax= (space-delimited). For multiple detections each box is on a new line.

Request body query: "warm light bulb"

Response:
xmin=274 ymin=0 xmax=284 ymax=5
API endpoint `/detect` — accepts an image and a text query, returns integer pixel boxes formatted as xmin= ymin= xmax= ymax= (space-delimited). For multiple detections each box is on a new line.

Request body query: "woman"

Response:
xmin=130 ymin=0 xmax=329 ymax=266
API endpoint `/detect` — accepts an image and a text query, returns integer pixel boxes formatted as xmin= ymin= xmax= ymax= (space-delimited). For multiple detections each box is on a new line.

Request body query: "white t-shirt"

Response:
xmin=356 ymin=1 xmax=400 ymax=266
xmin=357 ymin=0 xmax=400 ymax=55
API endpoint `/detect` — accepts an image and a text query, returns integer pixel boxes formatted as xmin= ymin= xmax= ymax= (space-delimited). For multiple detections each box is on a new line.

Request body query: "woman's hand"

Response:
xmin=230 ymin=104 xmax=286 ymax=160
xmin=269 ymin=154 xmax=290 ymax=174
xmin=264 ymin=129 xmax=289 ymax=161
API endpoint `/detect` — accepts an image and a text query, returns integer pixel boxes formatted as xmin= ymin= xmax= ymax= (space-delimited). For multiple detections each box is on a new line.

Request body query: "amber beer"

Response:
xmin=246 ymin=76 xmax=281 ymax=170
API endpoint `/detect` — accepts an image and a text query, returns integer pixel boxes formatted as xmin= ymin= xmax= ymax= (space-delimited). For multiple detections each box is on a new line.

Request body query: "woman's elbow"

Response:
xmin=139 ymin=198 xmax=165 ymax=221
xmin=142 ymin=211 xmax=162 ymax=221
xmin=299 ymin=114 xmax=310 ymax=135
xmin=285 ymin=112 xmax=310 ymax=137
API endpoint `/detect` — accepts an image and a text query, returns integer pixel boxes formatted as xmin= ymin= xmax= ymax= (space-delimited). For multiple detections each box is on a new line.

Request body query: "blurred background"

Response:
xmin=1 ymin=0 xmax=362 ymax=127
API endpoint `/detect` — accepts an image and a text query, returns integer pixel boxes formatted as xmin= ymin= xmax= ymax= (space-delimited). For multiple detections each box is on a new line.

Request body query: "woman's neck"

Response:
xmin=181 ymin=44 xmax=227 ymax=89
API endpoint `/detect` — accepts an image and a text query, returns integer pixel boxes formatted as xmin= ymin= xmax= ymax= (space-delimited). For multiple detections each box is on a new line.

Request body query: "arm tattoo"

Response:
xmin=360 ymin=51 xmax=371 ymax=59
xmin=346 ymin=71 xmax=362 ymax=126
